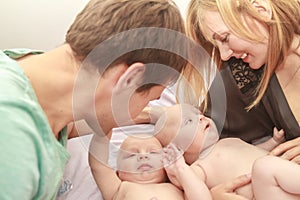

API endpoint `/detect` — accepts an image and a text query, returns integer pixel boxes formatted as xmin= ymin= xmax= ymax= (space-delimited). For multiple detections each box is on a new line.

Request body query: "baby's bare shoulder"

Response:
xmin=215 ymin=138 xmax=262 ymax=154
xmin=217 ymin=138 xmax=247 ymax=146
xmin=215 ymin=138 xmax=267 ymax=156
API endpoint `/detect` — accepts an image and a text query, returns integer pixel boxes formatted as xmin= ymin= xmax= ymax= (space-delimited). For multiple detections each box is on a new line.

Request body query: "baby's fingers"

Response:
xmin=273 ymin=127 xmax=285 ymax=143
xmin=162 ymin=143 xmax=183 ymax=166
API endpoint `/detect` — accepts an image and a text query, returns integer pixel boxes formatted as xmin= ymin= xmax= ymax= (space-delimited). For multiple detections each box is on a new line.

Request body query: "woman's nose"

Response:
xmin=218 ymin=44 xmax=233 ymax=61
xmin=137 ymin=153 xmax=150 ymax=161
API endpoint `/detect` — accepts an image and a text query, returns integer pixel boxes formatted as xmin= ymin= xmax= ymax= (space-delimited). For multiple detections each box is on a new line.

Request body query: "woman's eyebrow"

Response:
xmin=212 ymin=32 xmax=221 ymax=40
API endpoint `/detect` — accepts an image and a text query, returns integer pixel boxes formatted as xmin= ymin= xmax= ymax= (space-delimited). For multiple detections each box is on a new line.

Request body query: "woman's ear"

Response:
xmin=251 ymin=0 xmax=272 ymax=20
xmin=114 ymin=62 xmax=145 ymax=93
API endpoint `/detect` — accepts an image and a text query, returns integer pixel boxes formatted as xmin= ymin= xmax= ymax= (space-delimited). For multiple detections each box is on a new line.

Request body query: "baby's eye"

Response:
xmin=126 ymin=153 xmax=136 ymax=158
xmin=185 ymin=118 xmax=193 ymax=125
xmin=150 ymin=151 xmax=160 ymax=155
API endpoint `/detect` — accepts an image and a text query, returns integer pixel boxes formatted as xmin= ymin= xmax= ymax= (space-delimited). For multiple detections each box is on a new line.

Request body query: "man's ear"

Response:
xmin=251 ymin=0 xmax=272 ymax=20
xmin=114 ymin=62 xmax=145 ymax=93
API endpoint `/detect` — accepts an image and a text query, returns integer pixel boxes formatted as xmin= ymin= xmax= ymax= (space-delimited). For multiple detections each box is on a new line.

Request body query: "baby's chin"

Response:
xmin=131 ymin=171 xmax=166 ymax=184
xmin=199 ymin=124 xmax=219 ymax=159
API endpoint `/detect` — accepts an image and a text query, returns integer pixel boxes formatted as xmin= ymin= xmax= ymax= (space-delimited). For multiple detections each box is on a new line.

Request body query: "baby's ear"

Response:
xmin=251 ymin=0 xmax=272 ymax=20
xmin=114 ymin=63 xmax=145 ymax=93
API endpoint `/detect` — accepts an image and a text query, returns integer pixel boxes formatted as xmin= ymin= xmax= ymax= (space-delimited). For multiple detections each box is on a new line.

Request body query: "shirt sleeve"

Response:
xmin=0 ymin=102 xmax=40 ymax=199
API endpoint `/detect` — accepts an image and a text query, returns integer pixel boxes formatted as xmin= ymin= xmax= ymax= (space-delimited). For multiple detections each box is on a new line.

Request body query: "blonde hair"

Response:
xmin=186 ymin=0 xmax=300 ymax=109
xmin=176 ymin=64 xmax=207 ymax=111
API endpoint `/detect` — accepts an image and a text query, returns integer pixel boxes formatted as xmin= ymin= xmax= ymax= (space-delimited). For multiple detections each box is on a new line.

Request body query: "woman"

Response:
xmin=185 ymin=0 xmax=300 ymax=199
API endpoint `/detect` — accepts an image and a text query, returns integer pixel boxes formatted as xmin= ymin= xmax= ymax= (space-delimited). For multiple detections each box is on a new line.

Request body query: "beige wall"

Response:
xmin=0 ymin=0 xmax=188 ymax=51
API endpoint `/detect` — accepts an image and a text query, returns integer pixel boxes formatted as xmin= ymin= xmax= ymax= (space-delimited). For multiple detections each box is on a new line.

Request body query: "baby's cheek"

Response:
xmin=118 ymin=161 xmax=136 ymax=173
xmin=153 ymin=157 xmax=164 ymax=169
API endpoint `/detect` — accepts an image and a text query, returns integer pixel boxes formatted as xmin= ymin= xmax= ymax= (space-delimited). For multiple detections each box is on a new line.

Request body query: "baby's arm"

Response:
xmin=255 ymin=127 xmax=285 ymax=151
xmin=89 ymin=134 xmax=121 ymax=200
xmin=163 ymin=143 xmax=212 ymax=200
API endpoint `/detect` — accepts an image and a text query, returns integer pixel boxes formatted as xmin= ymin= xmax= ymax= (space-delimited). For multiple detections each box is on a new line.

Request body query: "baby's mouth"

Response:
xmin=138 ymin=164 xmax=153 ymax=172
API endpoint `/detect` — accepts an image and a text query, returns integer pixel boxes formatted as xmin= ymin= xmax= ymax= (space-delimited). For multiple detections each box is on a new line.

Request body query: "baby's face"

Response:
xmin=116 ymin=135 xmax=166 ymax=184
xmin=155 ymin=104 xmax=219 ymax=154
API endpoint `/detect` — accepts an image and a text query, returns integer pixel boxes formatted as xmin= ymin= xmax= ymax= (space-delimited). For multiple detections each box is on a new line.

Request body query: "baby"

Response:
xmin=89 ymin=133 xmax=208 ymax=200
xmin=157 ymin=104 xmax=300 ymax=200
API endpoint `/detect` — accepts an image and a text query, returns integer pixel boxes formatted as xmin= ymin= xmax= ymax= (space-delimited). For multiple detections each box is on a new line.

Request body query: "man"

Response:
xmin=0 ymin=0 xmax=187 ymax=199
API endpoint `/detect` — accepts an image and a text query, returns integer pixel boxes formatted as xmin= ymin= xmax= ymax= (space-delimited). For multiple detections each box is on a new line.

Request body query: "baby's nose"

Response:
xmin=199 ymin=115 xmax=205 ymax=122
xmin=137 ymin=153 xmax=150 ymax=161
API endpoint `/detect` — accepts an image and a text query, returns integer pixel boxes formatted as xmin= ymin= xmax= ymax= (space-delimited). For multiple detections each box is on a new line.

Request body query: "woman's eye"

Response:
xmin=221 ymin=34 xmax=229 ymax=43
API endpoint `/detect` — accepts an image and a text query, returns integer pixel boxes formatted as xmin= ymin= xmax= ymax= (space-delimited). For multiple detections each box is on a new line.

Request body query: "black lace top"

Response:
xmin=205 ymin=57 xmax=300 ymax=143
xmin=228 ymin=58 xmax=263 ymax=95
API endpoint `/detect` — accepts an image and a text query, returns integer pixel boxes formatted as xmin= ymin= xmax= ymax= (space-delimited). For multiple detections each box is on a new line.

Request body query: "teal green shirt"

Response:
xmin=0 ymin=49 xmax=70 ymax=200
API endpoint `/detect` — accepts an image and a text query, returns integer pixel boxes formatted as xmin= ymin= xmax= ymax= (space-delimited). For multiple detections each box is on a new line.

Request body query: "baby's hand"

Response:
xmin=162 ymin=143 xmax=185 ymax=168
xmin=272 ymin=127 xmax=285 ymax=144
xmin=255 ymin=127 xmax=285 ymax=151
xmin=162 ymin=143 xmax=186 ymax=187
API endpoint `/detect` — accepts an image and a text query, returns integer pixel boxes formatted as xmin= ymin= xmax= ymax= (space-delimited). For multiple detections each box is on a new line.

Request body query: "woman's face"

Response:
xmin=203 ymin=11 xmax=269 ymax=69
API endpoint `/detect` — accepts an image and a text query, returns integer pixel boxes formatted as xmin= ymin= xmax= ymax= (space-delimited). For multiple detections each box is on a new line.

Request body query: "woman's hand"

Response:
xmin=270 ymin=137 xmax=300 ymax=164
xmin=210 ymin=174 xmax=251 ymax=200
